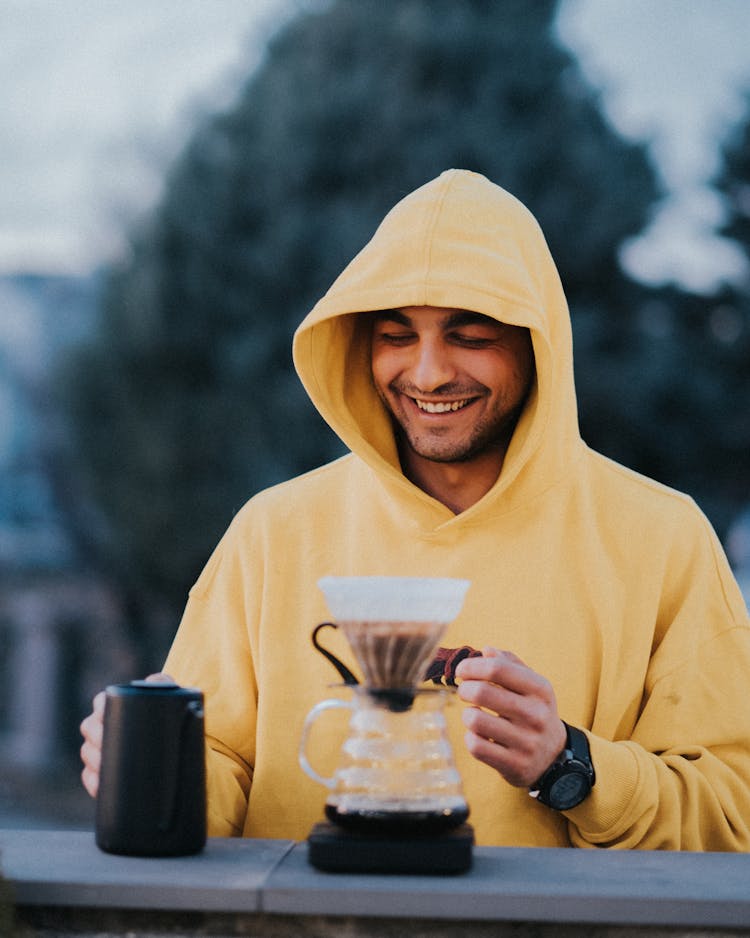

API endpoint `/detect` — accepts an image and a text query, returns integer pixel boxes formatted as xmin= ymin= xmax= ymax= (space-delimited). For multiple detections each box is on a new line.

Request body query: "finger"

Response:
xmin=483 ymin=647 xmax=527 ymax=667
xmin=462 ymin=729 xmax=530 ymax=787
xmin=456 ymin=653 xmax=548 ymax=698
xmin=80 ymin=733 xmax=102 ymax=799
xmin=468 ymin=647 xmax=528 ymax=667
xmin=81 ymin=765 xmax=99 ymax=798
xmin=145 ymin=672 xmax=176 ymax=684
xmin=80 ymin=710 xmax=104 ymax=748
xmin=461 ymin=702 xmax=539 ymax=752
xmin=462 ymin=715 xmax=559 ymax=788
xmin=80 ymin=738 xmax=102 ymax=774
xmin=455 ymin=649 xmax=518 ymax=681
xmin=458 ymin=679 xmax=532 ymax=725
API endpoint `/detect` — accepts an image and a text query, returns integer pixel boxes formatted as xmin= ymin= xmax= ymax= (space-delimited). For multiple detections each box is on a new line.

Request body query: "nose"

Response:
xmin=411 ymin=338 xmax=456 ymax=392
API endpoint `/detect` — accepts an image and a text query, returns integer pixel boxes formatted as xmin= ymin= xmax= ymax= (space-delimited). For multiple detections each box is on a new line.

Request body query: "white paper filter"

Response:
xmin=317 ymin=576 xmax=470 ymax=623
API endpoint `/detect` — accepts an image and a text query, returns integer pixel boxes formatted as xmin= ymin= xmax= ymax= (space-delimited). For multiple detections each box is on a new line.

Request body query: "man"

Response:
xmin=81 ymin=169 xmax=750 ymax=849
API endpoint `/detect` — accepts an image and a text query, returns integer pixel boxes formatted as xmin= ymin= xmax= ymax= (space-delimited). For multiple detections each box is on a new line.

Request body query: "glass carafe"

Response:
xmin=299 ymin=685 xmax=468 ymax=834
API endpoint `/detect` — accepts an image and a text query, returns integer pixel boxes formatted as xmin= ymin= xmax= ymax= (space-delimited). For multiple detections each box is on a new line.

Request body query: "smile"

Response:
xmin=415 ymin=398 xmax=471 ymax=413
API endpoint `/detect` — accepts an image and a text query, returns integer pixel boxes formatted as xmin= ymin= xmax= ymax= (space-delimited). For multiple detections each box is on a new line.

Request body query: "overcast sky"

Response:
xmin=1 ymin=0 xmax=749 ymax=292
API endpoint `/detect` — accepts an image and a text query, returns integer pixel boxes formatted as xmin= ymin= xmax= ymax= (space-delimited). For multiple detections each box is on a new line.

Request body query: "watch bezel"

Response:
xmin=529 ymin=723 xmax=595 ymax=810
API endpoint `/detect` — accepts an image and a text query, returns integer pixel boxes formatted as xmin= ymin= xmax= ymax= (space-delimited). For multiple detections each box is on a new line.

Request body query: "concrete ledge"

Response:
xmin=0 ymin=829 xmax=293 ymax=912
xmin=263 ymin=842 xmax=750 ymax=928
xmin=2 ymin=829 xmax=750 ymax=934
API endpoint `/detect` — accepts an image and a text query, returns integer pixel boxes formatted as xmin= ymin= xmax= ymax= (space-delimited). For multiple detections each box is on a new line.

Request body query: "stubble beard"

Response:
xmin=377 ymin=382 xmax=529 ymax=466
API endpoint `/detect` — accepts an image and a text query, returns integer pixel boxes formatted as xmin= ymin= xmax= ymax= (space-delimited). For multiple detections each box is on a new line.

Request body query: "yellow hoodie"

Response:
xmin=165 ymin=169 xmax=750 ymax=850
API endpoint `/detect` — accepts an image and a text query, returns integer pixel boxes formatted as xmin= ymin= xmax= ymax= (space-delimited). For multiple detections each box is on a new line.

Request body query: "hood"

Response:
xmin=292 ymin=169 xmax=582 ymax=521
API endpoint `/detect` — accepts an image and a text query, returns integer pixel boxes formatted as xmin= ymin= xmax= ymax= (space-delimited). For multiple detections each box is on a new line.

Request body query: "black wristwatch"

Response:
xmin=529 ymin=722 xmax=595 ymax=810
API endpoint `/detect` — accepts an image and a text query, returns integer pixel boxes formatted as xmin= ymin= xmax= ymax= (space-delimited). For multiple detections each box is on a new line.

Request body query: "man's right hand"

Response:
xmin=79 ymin=673 xmax=174 ymax=798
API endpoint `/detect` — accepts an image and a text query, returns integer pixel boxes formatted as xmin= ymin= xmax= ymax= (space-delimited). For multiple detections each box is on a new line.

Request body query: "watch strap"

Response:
xmin=565 ymin=723 xmax=596 ymax=785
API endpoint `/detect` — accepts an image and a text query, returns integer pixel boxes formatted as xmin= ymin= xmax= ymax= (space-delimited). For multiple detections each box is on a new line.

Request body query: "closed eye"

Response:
xmin=376 ymin=331 xmax=416 ymax=345
xmin=449 ymin=332 xmax=497 ymax=348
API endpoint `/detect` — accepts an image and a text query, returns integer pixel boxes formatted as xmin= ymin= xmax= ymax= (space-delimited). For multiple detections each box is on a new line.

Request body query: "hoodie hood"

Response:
xmin=293 ymin=169 xmax=583 ymax=519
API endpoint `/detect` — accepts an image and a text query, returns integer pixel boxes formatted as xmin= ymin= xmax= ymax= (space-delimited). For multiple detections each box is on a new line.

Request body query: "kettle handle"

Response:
xmin=158 ymin=698 xmax=204 ymax=833
xmin=298 ymin=698 xmax=354 ymax=789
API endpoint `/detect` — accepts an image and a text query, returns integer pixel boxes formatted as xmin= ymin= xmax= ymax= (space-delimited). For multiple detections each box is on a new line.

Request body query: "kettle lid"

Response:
xmin=106 ymin=680 xmax=202 ymax=698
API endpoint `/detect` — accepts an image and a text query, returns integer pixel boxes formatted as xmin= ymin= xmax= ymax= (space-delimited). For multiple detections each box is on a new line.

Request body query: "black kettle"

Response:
xmin=95 ymin=680 xmax=206 ymax=856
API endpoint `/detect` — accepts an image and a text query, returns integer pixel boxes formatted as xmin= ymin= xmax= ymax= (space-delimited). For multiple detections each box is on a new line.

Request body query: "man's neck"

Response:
xmin=399 ymin=443 xmax=506 ymax=514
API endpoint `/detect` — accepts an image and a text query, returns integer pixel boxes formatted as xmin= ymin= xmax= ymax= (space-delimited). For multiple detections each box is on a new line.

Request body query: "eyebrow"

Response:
xmin=443 ymin=310 xmax=496 ymax=328
xmin=373 ymin=309 xmax=412 ymax=326
xmin=373 ymin=309 xmax=498 ymax=328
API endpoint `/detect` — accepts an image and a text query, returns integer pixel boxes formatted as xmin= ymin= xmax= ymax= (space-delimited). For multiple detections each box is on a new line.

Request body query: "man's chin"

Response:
xmin=407 ymin=438 xmax=481 ymax=464
xmin=402 ymin=426 xmax=513 ymax=466
xmin=417 ymin=449 xmax=481 ymax=465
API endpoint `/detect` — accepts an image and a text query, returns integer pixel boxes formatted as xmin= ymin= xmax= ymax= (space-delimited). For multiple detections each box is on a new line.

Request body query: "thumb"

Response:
xmin=482 ymin=647 xmax=527 ymax=666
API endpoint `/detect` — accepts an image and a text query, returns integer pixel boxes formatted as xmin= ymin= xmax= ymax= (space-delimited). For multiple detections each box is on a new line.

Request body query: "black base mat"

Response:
xmin=306 ymin=821 xmax=474 ymax=874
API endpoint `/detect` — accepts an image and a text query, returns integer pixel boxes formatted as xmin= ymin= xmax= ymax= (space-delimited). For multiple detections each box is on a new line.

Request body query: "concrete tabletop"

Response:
xmin=264 ymin=842 xmax=750 ymax=927
xmin=2 ymin=829 xmax=750 ymax=929
xmin=0 ymin=829 xmax=294 ymax=912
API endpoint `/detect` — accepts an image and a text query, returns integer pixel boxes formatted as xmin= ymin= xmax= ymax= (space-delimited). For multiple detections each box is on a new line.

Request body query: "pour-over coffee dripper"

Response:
xmin=300 ymin=575 xmax=474 ymax=874
xmin=322 ymin=575 xmax=467 ymax=681
xmin=312 ymin=575 xmax=471 ymax=710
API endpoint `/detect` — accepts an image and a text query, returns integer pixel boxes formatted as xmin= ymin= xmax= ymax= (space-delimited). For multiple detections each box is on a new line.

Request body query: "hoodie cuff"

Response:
xmin=561 ymin=734 xmax=642 ymax=844
xmin=205 ymin=742 xmax=252 ymax=838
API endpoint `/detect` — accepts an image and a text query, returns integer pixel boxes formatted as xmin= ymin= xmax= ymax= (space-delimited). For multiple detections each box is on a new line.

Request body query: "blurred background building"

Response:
xmin=1 ymin=0 xmax=748 ymax=828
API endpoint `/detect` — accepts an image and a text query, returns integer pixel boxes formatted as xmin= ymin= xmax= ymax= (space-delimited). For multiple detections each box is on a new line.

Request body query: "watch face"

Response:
xmin=549 ymin=771 xmax=590 ymax=810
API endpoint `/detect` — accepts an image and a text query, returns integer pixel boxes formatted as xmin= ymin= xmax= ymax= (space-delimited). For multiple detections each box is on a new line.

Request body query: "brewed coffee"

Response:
xmin=338 ymin=619 xmax=447 ymax=689
xmin=325 ymin=803 xmax=469 ymax=835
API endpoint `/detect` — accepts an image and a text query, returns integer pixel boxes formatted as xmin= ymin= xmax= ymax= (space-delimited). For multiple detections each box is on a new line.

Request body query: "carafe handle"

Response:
xmin=298 ymin=698 xmax=354 ymax=789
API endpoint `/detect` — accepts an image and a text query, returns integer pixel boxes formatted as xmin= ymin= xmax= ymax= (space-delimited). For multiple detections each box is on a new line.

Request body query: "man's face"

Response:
xmin=370 ymin=305 xmax=535 ymax=465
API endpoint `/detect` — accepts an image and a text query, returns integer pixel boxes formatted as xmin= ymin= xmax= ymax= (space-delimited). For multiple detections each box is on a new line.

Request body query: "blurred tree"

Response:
xmin=716 ymin=90 xmax=750 ymax=257
xmin=590 ymin=283 xmax=749 ymax=536
xmin=62 ymin=0 xmax=666 ymax=662
xmin=591 ymin=86 xmax=750 ymax=539
xmin=697 ymin=88 xmax=750 ymax=530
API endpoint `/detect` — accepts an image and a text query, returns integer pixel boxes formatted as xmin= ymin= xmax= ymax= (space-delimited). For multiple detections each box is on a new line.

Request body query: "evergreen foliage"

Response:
xmin=697 ymin=89 xmax=750 ymax=529
xmin=600 ymin=88 xmax=750 ymax=537
xmin=716 ymin=90 xmax=750 ymax=260
xmin=62 ymin=0 xmax=696 ymax=653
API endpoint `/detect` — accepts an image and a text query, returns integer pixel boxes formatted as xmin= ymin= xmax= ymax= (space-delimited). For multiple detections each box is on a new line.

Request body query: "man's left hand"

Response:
xmin=455 ymin=647 xmax=567 ymax=788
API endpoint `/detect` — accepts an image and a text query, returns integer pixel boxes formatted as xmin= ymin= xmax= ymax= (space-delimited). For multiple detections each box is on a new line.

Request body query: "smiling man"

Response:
xmin=81 ymin=170 xmax=750 ymax=851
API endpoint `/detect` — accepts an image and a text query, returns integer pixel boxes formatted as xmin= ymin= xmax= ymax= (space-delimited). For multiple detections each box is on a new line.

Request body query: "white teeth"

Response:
xmin=416 ymin=399 xmax=469 ymax=413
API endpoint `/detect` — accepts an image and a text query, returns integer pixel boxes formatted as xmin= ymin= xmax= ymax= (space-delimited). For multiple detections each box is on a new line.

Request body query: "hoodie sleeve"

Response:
xmin=164 ymin=527 xmax=258 ymax=838
xmin=565 ymin=517 xmax=750 ymax=851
